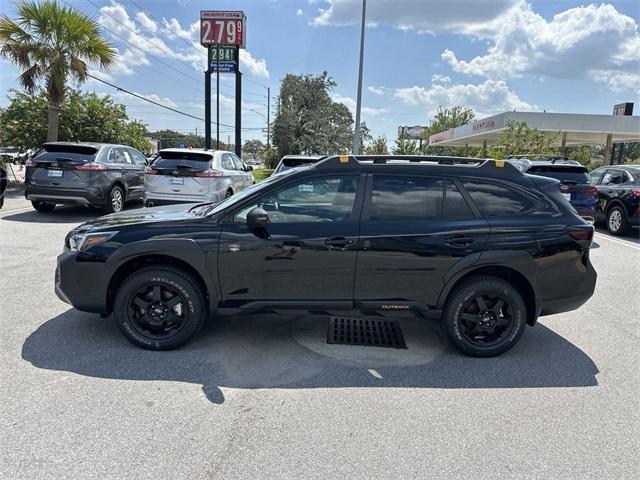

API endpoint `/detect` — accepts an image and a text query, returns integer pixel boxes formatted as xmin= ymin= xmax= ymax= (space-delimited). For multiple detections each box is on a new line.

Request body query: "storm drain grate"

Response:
xmin=327 ymin=317 xmax=407 ymax=349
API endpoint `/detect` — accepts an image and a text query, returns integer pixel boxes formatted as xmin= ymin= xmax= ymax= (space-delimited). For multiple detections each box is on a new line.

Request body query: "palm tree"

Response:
xmin=0 ymin=1 xmax=116 ymax=141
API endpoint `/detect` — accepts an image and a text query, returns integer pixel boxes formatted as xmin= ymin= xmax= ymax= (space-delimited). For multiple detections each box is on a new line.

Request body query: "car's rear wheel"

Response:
xmin=0 ymin=196 xmax=4 ymax=209
xmin=31 ymin=200 xmax=55 ymax=212
xmin=441 ymin=275 xmax=526 ymax=357
xmin=105 ymin=185 xmax=124 ymax=213
xmin=606 ymin=206 xmax=629 ymax=236
xmin=113 ymin=265 xmax=206 ymax=350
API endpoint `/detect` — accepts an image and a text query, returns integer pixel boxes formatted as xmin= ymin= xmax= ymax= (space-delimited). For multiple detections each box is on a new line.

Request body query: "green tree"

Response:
xmin=149 ymin=129 xmax=205 ymax=149
xmin=0 ymin=88 xmax=149 ymax=151
xmin=424 ymin=105 xmax=476 ymax=156
xmin=487 ymin=120 xmax=560 ymax=160
xmin=364 ymin=135 xmax=388 ymax=154
xmin=392 ymin=135 xmax=419 ymax=155
xmin=272 ymin=72 xmax=354 ymax=157
xmin=262 ymin=146 xmax=279 ymax=169
xmin=357 ymin=121 xmax=372 ymax=153
xmin=243 ymin=139 xmax=265 ymax=160
xmin=0 ymin=0 xmax=116 ymax=141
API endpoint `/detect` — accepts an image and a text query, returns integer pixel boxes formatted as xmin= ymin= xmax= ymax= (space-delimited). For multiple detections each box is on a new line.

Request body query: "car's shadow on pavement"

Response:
xmin=22 ymin=309 xmax=599 ymax=404
xmin=1 ymin=203 xmax=141 ymax=223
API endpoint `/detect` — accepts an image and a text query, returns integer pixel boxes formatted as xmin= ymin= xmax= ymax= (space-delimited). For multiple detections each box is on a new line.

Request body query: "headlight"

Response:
xmin=69 ymin=231 xmax=117 ymax=252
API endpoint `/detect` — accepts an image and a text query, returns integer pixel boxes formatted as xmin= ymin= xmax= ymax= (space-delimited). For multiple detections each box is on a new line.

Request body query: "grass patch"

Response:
xmin=253 ymin=169 xmax=273 ymax=182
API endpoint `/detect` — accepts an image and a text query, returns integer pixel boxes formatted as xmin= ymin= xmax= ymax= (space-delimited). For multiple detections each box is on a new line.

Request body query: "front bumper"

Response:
xmin=55 ymin=250 xmax=109 ymax=314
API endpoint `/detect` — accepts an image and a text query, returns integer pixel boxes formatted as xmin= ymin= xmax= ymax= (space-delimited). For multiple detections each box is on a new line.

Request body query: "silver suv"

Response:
xmin=143 ymin=149 xmax=254 ymax=207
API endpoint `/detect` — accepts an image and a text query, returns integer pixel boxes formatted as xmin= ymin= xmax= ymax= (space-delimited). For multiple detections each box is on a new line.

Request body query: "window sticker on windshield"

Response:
xmin=299 ymin=184 xmax=314 ymax=192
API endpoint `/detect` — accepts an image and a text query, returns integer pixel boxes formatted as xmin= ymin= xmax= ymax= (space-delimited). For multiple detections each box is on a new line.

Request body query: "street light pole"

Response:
xmin=352 ymin=0 xmax=367 ymax=155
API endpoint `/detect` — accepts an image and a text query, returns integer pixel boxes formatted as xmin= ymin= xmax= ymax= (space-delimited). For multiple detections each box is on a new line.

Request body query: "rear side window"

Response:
xmin=526 ymin=165 xmax=590 ymax=184
xmin=221 ymin=154 xmax=235 ymax=170
xmin=32 ymin=145 xmax=97 ymax=163
xmin=154 ymin=151 xmax=212 ymax=171
xmin=370 ymin=175 xmax=443 ymax=221
xmin=462 ymin=181 xmax=535 ymax=217
xmin=444 ymin=181 xmax=474 ymax=220
xmin=276 ymin=157 xmax=320 ymax=173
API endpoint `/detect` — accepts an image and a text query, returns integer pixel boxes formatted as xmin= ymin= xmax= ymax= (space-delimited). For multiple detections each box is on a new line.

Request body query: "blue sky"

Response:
xmin=1 ymin=0 xmax=639 ymax=144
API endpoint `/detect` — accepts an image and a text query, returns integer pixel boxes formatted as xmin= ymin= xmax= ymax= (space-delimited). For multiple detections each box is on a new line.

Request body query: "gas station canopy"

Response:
xmin=428 ymin=111 xmax=640 ymax=148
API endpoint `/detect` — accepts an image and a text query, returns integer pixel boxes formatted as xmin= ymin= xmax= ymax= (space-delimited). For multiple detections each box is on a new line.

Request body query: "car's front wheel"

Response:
xmin=441 ymin=275 xmax=527 ymax=357
xmin=31 ymin=200 xmax=55 ymax=212
xmin=113 ymin=265 xmax=207 ymax=350
xmin=606 ymin=206 xmax=629 ymax=236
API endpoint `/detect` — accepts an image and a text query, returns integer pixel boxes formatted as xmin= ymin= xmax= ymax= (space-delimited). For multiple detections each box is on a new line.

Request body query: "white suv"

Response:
xmin=144 ymin=149 xmax=254 ymax=207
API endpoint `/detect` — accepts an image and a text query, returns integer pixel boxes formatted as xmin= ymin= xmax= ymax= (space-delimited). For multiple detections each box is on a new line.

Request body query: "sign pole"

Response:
xmin=205 ymin=49 xmax=211 ymax=150
xmin=235 ymin=47 xmax=242 ymax=157
xmin=216 ymin=43 xmax=220 ymax=150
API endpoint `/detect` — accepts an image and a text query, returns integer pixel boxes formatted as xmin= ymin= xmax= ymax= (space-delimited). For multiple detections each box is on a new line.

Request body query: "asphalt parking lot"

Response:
xmin=1 ymin=188 xmax=639 ymax=480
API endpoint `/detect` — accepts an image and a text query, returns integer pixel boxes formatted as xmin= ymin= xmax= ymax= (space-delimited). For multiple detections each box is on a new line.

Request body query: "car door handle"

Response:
xmin=446 ymin=235 xmax=474 ymax=246
xmin=325 ymin=237 xmax=354 ymax=248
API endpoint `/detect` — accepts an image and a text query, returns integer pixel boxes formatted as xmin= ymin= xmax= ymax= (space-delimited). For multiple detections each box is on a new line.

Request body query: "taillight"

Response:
xmin=75 ymin=163 xmax=107 ymax=171
xmin=586 ymin=186 xmax=598 ymax=196
xmin=568 ymin=225 xmax=594 ymax=247
xmin=559 ymin=184 xmax=569 ymax=192
xmin=195 ymin=169 xmax=223 ymax=178
xmin=144 ymin=166 xmax=158 ymax=175
xmin=25 ymin=158 xmax=37 ymax=167
xmin=632 ymin=189 xmax=640 ymax=198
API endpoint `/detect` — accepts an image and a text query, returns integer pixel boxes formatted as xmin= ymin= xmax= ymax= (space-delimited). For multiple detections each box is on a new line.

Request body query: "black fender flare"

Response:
xmin=104 ymin=238 xmax=220 ymax=313
xmin=436 ymin=250 xmax=540 ymax=316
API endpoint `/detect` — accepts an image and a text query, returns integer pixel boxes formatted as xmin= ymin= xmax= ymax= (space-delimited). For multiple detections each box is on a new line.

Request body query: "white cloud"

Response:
xmin=297 ymin=9 xmax=304 ymax=16
xmin=367 ymin=86 xmax=390 ymax=95
xmin=431 ymin=74 xmax=451 ymax=85
xmin=394 ymin=79 xmax=533 ymax=118
xmin=314 ymin=0 xmax=518 ymax=33
xmin=330 ymin=93 xmax=387 ymax=117
xmin=239 ymin=50 xmax=270 ymax=78
xmin=135 ymin=11 xmax=157 ymax=33
xmin=441 ymin=2 xmax=640 ymax=94
xmin=161 ymin=17 xmax=199 ymax=41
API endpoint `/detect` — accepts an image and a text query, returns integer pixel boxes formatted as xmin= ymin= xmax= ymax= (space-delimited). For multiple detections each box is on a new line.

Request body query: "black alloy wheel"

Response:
xmin=442 ymin=275 xmax=526 ymax=357
xmin=113 ymin=266 xmax=206 ymax=350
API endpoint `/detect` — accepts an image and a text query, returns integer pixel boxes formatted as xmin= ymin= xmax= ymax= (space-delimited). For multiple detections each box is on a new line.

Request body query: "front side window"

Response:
xmin=129 ymin=149 xmax=147 ymax=166
xmin=234 ymin=175 xmax=359 ymax=223
xmin=231 ymin=155 xmax=245 ymax=171
xmin=603 ymin=170 xmax=624 ymax=185
xmin=370 ymin=175 xmax=443 ymax=221
xmin=462 ymin=181 xmax=536 ymax=216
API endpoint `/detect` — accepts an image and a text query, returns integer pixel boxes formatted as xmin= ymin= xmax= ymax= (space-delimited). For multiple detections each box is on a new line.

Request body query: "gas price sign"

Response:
xmin=200 ymin=11 xmax=246 ymax=48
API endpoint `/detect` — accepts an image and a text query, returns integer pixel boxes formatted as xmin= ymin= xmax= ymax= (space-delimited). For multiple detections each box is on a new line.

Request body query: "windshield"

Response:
xmin=527 ymin=166 xmax=590 ymax=184
xmin=275 ymin=157 xmax=321 ymax=173
xmin=195 ymin=172 xmax=287 ymax=216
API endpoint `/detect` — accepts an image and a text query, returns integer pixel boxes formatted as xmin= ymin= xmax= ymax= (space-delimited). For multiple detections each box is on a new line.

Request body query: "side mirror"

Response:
xmin=245 ymin=165 xmax=253 ymax=172
xmin=246 ymin=207 xmax=269 ymax=228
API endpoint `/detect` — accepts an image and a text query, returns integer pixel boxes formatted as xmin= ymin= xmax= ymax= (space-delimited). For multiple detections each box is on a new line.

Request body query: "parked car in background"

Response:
xmin=56 ymin=155 xmax=596 ymax=357
xmin=589 ymin=165 xmax=640 ymax=235
xmin=143 ymin=149 xmax=254 ymax=207
xmin=0 ymin=146 xmax=26 ymax=165
xmin=273 ymin=155 xmax=324 ymax=174
xmin=522 ymin=160 xmax=597 ymax=219
xmin=25 ymin=142 xmax=147 ymax=213
xmin=0 ymin=163 xmax=7 ymax=209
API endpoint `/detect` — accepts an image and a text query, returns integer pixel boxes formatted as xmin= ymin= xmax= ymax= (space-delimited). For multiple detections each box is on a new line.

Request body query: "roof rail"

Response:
xmin=315 ymin=154 xmax=522 ymax=174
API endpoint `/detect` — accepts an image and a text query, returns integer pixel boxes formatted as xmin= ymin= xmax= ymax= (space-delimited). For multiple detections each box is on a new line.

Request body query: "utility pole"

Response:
xmin=267 ymin=87 xmax=271 ymax=148
xmin=235 ymin=49 xmax=242 ymax=157
xmin=204 ymin=59 xmax=211 ymax=149
xmin=216 ymin=43 xmax=220 ymax=150
xmin=352 ymin=0 xmax=367 ymax=155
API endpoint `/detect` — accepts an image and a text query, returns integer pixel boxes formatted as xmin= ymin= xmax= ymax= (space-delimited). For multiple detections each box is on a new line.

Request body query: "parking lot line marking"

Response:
xmin=596 ymin=233 xmax=640 ymax=252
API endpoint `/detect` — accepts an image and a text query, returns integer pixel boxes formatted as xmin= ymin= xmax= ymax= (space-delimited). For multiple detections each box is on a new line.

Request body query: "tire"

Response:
xmin=31 ymin=200 xmax=55 ymax=212
xmin=113 ymin=265 xmax=206 ymax=350
xmin=0 ymin=196 xmax=4 ymax=209
xmin=105 ymin=185 xmax=124 ymax=213
xmin=606 ymin=205 xmax=629 ymax=236
xmin=441 ymin=275 xmax=527 ymax=357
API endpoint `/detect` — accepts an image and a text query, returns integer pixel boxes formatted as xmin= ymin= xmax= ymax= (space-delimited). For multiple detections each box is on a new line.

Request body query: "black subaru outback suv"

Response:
xmin=56 ymin=155 xmax=597 ymax=357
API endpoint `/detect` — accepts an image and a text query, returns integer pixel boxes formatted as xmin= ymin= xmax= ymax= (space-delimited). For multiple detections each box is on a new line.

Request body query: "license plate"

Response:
xmin=170 ymin=177 xmax=184 ymax=185
xmin=48 ymin=169 xmax=63 ymax=178
xmin=562 ymin=192 xmax=571 ymax=201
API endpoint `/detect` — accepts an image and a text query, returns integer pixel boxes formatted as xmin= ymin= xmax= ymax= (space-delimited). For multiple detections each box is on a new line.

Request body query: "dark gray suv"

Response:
xmin=26 ymin=142 xmax=148 ymax=213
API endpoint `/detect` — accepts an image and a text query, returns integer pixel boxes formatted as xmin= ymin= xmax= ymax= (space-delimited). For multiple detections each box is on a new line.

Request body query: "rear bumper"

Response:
xmin=143 ymin=191 xmax=220 ymax=207
xmin=55 ymin=250 xmax=109 ymax=314
xmin=539 ymin=259 xmax=597 ymax=317
xmin=26 ymin=186 xmax=106 ymax=207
